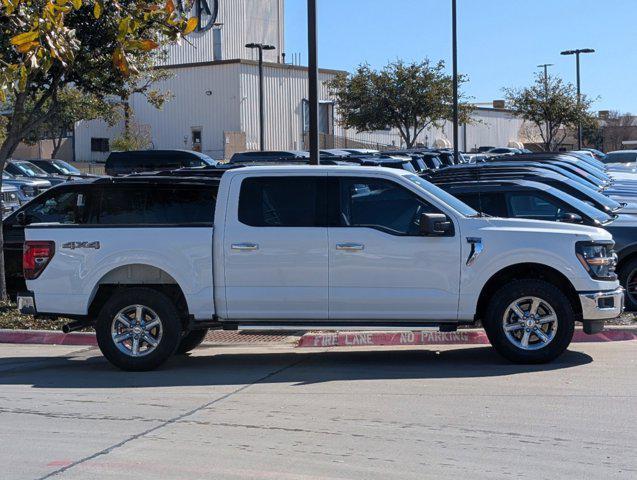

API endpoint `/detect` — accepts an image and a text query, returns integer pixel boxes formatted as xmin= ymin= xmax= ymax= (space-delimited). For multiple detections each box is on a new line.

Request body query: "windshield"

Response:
xmin=52 ymin=160 xmax=81 ymax=175
xmin=548 ymin=187 xmax=614 ymax=225
xmin=405 ymin=174 xmax=479 ymax=217
xmin=15 ymin=162 xmax=48 ymax=176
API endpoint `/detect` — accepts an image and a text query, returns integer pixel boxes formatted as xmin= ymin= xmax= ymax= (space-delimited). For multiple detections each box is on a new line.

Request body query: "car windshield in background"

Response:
xmin=191 ymin=153 xmax=217 ymax=167
xmin=14 ymin=162 xmax=49 ymax=177
xmin=405 ymin=174 xmax=479 ymax=217
xmin=606 ymin=152 xmax=637 ymax=164
xmin=52 ymin=160 xmax=82 ymax=175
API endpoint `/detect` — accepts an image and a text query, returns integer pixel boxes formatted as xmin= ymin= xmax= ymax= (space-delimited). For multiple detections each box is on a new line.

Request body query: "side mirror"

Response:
xmin=420 ymin=213 xmax=453 ymax=236
xmin=557 ymin=212 xmax=583 ymax=224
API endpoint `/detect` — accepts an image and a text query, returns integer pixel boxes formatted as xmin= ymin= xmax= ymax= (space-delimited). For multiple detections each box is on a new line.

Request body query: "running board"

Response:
xmin=223 ymin=323 xmax=461 ymax=332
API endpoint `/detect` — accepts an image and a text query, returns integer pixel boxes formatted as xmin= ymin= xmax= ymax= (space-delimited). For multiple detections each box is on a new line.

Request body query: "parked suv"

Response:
xmin=105 ymin=150 xmax=218 ymax=176
xmin=2 ymin=171 xmax=51 ymax=204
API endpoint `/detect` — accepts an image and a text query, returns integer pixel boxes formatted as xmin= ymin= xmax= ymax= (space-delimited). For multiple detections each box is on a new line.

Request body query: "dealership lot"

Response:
xmin=1 ymin=342 xmax=635 ymax=480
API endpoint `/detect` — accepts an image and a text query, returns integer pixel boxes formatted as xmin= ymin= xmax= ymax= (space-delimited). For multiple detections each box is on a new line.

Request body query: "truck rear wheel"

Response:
xmin=176 ymin=329 xmax=208 ymax=355
xmin=483 ymin=279 xmax=575 ymax=364
xmin=95 ymin=288 xmax=182 ymax=371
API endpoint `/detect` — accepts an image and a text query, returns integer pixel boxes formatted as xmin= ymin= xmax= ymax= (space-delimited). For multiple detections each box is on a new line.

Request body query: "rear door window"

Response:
xmin=238 ymin=177 xmax=326 ymax=227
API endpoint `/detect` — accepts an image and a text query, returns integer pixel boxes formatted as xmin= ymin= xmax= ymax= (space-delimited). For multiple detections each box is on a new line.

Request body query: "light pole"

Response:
xmin=451 ymin=0 xmax=459 ymax=161
xmin=561 ymin=48 xmax=595 ymax=149
xmin=538 ymin=63 xmax=553 ymax=150
xmin=246 ymin=42 xmax=276 ymax=151
xmin=307 ymin=0 xmax=320 ymax=165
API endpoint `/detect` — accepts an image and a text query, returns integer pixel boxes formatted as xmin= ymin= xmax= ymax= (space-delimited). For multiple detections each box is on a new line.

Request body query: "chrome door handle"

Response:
xmin=336 ymin=243 xmax=365 ymax=252
xmin=231 ymin=243 xmax=259 ymax=251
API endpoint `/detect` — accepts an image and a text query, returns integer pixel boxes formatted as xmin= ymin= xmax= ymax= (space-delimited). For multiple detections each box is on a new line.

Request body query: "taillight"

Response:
xmin=23 ymin=241 xmax=55 ymax=280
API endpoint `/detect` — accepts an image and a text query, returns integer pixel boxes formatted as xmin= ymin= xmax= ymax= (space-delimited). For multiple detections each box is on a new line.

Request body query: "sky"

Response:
xmin=285 ymin=0 xmax=637 ymax=112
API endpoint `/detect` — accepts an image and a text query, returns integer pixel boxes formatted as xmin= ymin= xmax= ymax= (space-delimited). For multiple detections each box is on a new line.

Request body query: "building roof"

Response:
xmin=158 ymin=58 xmax=347 ymax=76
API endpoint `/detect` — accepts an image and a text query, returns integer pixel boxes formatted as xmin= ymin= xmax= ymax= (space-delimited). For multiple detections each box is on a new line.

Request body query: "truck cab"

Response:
xmin=18 ymin=166 xmax=623 ymax=371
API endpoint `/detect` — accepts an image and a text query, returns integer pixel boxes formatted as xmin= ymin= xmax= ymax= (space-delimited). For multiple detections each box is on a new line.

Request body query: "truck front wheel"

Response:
xmin=483 ymin=279 xmax=575 ymax=364
xmin=95 ymin=288 xmax=182 ymax=371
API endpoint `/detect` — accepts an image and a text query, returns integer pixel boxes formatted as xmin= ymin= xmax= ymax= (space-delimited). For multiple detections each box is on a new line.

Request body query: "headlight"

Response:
xmin=20 ymin=185 xmax=36 ymax=197
xmin=576 ymin=241 xmax=617 ymax=280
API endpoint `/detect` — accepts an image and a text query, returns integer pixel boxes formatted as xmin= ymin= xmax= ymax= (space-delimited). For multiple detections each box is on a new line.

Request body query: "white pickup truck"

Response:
xmin=18 ymin=166 xmax=623 ymax=370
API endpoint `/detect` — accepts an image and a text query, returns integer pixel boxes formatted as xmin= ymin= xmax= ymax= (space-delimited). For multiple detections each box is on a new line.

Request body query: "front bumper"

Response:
xmin=579 ymin=287 xmax=624 ymax=321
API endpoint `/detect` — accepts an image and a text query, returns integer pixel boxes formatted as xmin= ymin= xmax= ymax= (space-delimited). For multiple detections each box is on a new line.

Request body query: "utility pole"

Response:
xmin=561 ymin=48 xmax=595 ymax=150
xmin=245 ymin=43 xmax=276 ymax=151
xmin=452 ymin=0 xmax=459 ymax=161
xmin=538 ymin=63 xmax=553 ymax=150
xmin=307 ymin=0 xmax=320 ymax=165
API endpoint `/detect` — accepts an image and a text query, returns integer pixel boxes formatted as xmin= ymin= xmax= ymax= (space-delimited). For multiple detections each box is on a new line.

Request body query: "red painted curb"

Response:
xmin=1 ymin=327 xmax=636 ymax=348
xmin=0 ymin=330 xmax=97 ymax=347
xmin=297 ymin=328 xmax=637 ymax=348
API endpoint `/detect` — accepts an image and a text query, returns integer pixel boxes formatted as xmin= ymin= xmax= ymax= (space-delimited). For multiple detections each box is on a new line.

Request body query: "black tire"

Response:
xmin=175 ymin=329 xmax=208 ymax=355
xmin=618 ymin=258 xmax=637 ymax=311
xmin=95 ymin=288 xmax=182 ymax=371
xmin=483 ymin=279 xmax=575 ymax=364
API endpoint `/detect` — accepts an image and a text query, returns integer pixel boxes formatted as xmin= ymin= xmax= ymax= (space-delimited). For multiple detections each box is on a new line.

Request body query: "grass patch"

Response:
xmin=0 ymin=303 xmax=67 ymax=331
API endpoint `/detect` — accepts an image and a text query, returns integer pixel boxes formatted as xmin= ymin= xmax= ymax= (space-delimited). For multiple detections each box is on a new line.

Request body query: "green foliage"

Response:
xmin=504 ymin=73 xmax=596 ymax=151
xmin=24 ymin=87 xmax=119 ymax=144
xmin=328 ymin=59 xmax=472 ymax=148
xmin=111 ymin=122 xmax=151 ymax=151
xmin=0 ymin=0 xmax=194 ymax=160
xmin=0 ymin=115 xmax=6 ymax=144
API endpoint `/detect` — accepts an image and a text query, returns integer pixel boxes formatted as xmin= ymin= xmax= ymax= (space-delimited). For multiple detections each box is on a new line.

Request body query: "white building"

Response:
xmin=73 ymin=0 xmax=527 ymax=162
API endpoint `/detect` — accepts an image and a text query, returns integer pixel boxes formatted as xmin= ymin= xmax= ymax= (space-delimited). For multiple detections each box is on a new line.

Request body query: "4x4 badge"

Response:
xmin=62 ymin=241 xmax=101 ymax=250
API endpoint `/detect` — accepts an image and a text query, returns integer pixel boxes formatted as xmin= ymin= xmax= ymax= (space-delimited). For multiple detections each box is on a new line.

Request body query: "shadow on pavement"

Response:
xmin=0 ymin=345 xmax=593 ymax=389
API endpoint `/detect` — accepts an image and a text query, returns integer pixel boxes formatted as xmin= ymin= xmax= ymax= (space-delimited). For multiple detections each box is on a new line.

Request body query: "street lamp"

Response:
xmin=246 ymin=42 xmax=276 ymax=151
xmin=561 ymin=48 xmax=595 ymax=149
xmin=307 ymin=0 xmax=320 ymax=165
xmin=451 ymin=0 xmax=459 ymax=161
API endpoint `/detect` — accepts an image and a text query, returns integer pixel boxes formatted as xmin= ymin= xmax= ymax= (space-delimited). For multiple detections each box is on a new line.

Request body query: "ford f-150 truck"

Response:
xmin=18 ymin=166 xmax=623 ymax=371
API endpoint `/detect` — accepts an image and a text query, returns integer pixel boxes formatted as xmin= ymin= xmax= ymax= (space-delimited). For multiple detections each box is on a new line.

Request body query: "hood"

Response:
xmin=467 ymin=216 xmax=612 ymax=242
xmin=3 ymin=176 xmax=51 ymax=187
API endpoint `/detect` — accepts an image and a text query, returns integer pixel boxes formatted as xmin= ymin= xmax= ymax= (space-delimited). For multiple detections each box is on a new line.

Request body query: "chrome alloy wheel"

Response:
xmin=502 ymin=296 xmax=558 ymax=351
xmin=111 ymin=305 xmax=163 ymax=357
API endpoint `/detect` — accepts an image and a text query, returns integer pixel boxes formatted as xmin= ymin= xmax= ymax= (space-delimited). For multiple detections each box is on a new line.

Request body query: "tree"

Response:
xmin=24 ymin=87 xmax=119 ymax=158
xmin=601 ymin=111 xmax=635 ymax=152
xmin=327 ymin=59 xmax=472 ymax=148
xmin=0 ymin=0 xmax=198 ymax=300
xmin=504 ymin=73 xmax=595 ymax=151
xmin=0 ymin=115 xmax=6 ymax=145
xmin=111 ymin=121 xmax=152 ymax=151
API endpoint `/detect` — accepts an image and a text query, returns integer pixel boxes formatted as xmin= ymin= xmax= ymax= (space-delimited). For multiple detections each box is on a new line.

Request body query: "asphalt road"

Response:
xmin=0 ymin=341 xmax=636 ymax=480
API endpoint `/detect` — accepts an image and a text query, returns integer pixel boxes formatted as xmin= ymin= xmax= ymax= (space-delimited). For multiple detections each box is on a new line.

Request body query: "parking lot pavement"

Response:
xmin=0 ymin=342 xmax=636 ymax=480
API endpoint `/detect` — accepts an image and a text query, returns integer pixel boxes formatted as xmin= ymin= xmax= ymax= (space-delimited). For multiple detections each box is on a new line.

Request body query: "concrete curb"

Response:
xmin=1 ymin=327 xmax=636 ymax=348
xmin=0 ymin=329 xmax=97 ymax=346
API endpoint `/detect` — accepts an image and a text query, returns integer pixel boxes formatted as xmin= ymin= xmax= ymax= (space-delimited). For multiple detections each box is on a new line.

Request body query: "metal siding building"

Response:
xmin=74 ymin=0 xmax=526 ymax=161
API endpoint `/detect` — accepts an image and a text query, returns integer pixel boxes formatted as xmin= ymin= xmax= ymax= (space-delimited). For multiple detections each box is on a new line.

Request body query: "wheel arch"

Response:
xmin=87 ymin=264 xmax=190 ymax=324
xmin=475 ymin=263 xmax=582 ymax=323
